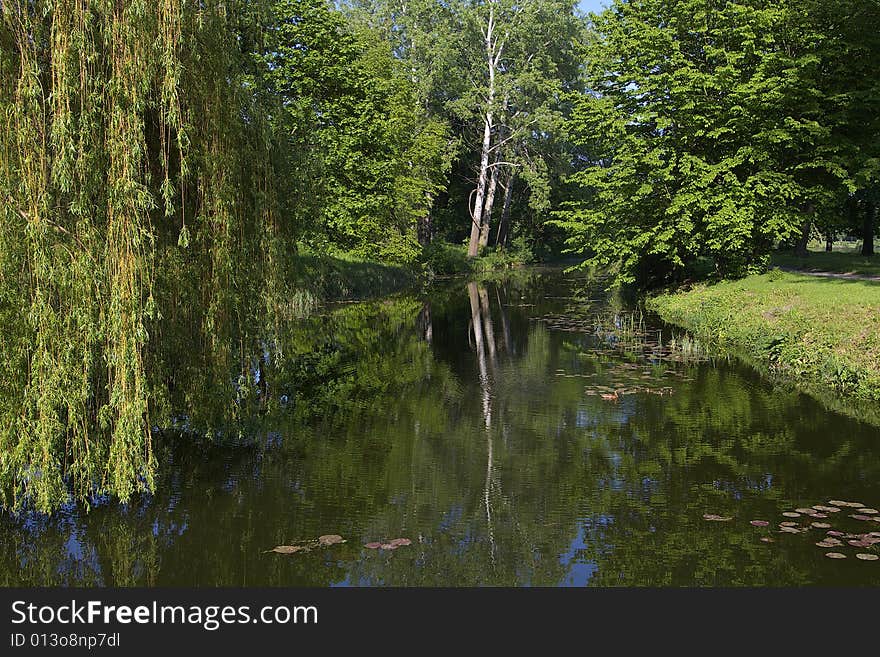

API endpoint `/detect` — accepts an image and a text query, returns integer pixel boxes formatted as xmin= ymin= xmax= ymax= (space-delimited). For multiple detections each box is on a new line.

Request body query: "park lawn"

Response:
xmin=648 ymin=271 xmax=880 ymax=404
xmin=771 ymin=251 xmax=880 ymax=277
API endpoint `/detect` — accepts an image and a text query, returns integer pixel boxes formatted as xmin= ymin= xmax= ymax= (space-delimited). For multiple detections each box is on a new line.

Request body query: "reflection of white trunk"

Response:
xmin=469 ymin=282 xmax=497 ymax=562
xmin=467 ymin=282 xmax=492 ymax=430
xmin=485 ymin=416 xmax=495 ymax=564
xmin=478 ymin=285 xmax=497 ymax=368
xmin=495 ymin=286 xmax=512 ymax=354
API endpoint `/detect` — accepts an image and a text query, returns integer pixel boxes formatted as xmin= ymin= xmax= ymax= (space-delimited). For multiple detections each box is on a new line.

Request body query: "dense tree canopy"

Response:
xmin=554 ymin=0 xmax=880 ymax=285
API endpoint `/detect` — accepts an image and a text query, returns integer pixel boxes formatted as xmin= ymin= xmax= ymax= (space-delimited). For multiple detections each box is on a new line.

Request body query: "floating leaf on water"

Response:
xmin=779 ymin=527 xmax=800 ymax=534
xmin=851 ymin=515 xmax=872 ymax=521
xmin=380 ymin=543 xmax=397 ymax=550
xmin=703 ymin=514 xmax=732 ymax=522
xmin=782 ymin=512 xmax=801 ymax=518
xmin=828 ymin=500 xmax=849 ymax=506
xmin=811 ymin=513 xmax=828 ymax=518
xmin=827 ymin=530 xmax=845 ymax=537
xmin=821 ymin=537 xmax=843 ymax=546
xmin=760 ymin=537 xmax=775 ymax=543
xmin=364 ymin=542 xmax=382 ymax=549
xmin=268 ymin=545 xmax=302 ymax=555
xmin=811 ymin=522 xmax=831 ymax=529
xmin=848 ymin=540 xmax=872 ymax=548
xmin=816 ymin=540 xmax=838 ymax=548
xmin=856 ymin=553 xmax=879 ymax=561
xmin=318 ymin=534 xmax=346 ymax=546
xmin=780 ymin=521 xmax=799 ymax=527
xmin=857 ymin=508 xmax=878 ymax=515
xmin=750 ymin=520 xmax=770 ymax=527
xmin=825 ymin=552 xmax=847 ymax=559
xmin=795 ymin=508 xmax=816 ymax=514
xmin=841 ymin=502 xmax=865 ymax=508
xmin=388 ymin=538 xmax=412 ymax=547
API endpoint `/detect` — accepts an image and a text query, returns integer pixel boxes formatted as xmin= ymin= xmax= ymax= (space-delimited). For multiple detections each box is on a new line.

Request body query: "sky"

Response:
xmin=577 ymin=0 xmax=608 ymax=14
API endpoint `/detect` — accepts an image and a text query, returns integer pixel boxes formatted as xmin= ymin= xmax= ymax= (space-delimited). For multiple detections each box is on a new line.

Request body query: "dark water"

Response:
xmin=3 ymin=269 xmax=880 ymax=586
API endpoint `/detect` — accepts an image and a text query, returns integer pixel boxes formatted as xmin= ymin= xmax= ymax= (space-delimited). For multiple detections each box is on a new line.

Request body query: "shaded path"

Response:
xmin=777 ymin=266 xmax=880 ymax=282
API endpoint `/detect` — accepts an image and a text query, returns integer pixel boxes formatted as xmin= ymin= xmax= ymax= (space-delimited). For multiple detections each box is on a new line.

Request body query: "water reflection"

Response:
xmin=2 ymin=270 xmax=880 ymax=586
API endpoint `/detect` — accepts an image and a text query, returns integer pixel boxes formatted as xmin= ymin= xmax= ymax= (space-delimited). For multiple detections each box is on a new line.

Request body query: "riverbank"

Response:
xmin=648 ymin=271 xmax=880 ymax=418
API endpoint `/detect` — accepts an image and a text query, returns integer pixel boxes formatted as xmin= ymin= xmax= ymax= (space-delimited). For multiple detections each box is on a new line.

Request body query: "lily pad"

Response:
xmin=750 ymin=520 xmax=770 ymax=527
xmin=703 ymin=514 xmax=732 ymax=521
xmin=851 ymin=514 xmax=872 ymax=521
xmin=816 ymin=540 xmax=838 ymax=548
xmin=795 ymin=508 xmax=816 ymax=514
xmin=364 ymin=542 xmax=382 ymax=549
xmin=848 ymin=540 xmax=872 ymax=548
xmin=828 ymin=500 xmax=849 ymax=506
xmin=318 ymin=534 xmax=346 ymax=546
xmin=781 ymin=512 xmax=801 ymax=518
xmin=268 ymin=545 xmax=302 ymax=555
xmin=826 ymin=530 xmax=845 ymax=537
xmin=388 ymin=538 xmax=412 ymax=547
xmin=825 ymin=552 xmax=847 ymax=559
xmin=856 ymin=553 xmax=879 ymax=561
xmin=780 ymin=521 xmax=799 ymax=527
xmin=857 ymin=508 xmax=878 ymax=514
xmin=760 ymin=537 xmax=775 ymax=543
xmin=821 ymin=537 xmax=843 ymax=546
xmin=811 ymin=522 xmax=831 ymax=529
xmin=779 ymin=526 xmax=801 ymax=534
xmin=380 ymin=543 xmax=397 ymax=550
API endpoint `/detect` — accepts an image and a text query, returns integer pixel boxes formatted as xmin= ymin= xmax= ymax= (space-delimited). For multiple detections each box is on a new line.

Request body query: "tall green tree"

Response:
xmin=264 ymin=0 xmax=451 ymax=261
xmin=555 ymin=0 xmax=877 ymax=285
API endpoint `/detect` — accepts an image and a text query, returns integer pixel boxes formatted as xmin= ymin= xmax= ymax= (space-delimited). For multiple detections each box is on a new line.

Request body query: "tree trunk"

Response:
xmin=495 ymin=172 xmax=514 ymax=247
xmin=863 ymin=201 xmax=876 ymax=256
xmin=825 ymin=232 xmax=833 ymax=252
xmin=467 ymin=115 xmax=493 ymax=258
xmin=794 ymin=210 xmax=812 ymax=257
xmin=467 ymin=5 xmax=500 ymax=259
xmin=479 ymin=159 xmax=500 ymax=248
xmin=417 ymin=209 xmax=432 ymax=246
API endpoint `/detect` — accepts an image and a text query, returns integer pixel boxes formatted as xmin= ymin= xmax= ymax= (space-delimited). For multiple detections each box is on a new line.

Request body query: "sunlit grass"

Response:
xmin=649 ymin=272 xmax=880 ymax=403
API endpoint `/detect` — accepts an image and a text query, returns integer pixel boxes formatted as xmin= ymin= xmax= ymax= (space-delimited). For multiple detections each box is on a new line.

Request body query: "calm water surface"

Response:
xmin=3 ymin=269 xmax=880 ymax=586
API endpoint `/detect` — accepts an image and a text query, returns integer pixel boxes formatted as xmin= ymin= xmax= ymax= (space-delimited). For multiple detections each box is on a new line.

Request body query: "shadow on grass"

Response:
xmin=294 ymin=254 xmax=418 ymax=302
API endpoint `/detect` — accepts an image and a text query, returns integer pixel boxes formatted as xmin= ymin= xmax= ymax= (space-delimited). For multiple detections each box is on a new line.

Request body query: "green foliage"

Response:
xmin=554 ymin=0 xmax=880 ymax=286
xmin=0 ymin=0 xmax=292 ymax=512
xmin=419 ymin=241 xmax=473 ymax=277
xmin=264 ymin=0 xmax=451 ymax=262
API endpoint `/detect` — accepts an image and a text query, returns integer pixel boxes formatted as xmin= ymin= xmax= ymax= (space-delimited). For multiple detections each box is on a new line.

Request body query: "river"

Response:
xmin=2 ymin=268 xmax=879 ymax=585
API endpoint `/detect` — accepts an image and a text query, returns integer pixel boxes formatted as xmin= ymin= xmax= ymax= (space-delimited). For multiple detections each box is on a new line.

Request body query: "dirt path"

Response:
xmin=778 ymin=266 xmax=880 ymax=282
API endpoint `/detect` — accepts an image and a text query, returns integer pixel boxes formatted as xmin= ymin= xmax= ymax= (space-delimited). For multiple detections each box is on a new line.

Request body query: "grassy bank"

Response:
xmin=648 ymin=271 xmax=880 ymax=415
xmin=294 ymin=251 xmax=420 ymax=304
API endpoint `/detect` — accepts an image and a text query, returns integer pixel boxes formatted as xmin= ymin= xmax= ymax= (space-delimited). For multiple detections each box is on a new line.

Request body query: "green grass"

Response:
xmin=648 ymin=271 xmax=880 ymax=414
xmin=771 ymin=250 xmax=880 ymax=278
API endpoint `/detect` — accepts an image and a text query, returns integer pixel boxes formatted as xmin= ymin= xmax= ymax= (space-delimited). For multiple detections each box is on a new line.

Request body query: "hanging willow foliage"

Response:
xmin=0 ymin=0 xmax=288 ymax=513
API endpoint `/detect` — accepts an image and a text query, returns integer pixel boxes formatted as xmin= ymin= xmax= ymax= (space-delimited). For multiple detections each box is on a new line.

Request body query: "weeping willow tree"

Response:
xmin=0 ymin=0 xmax=291 ymax=513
